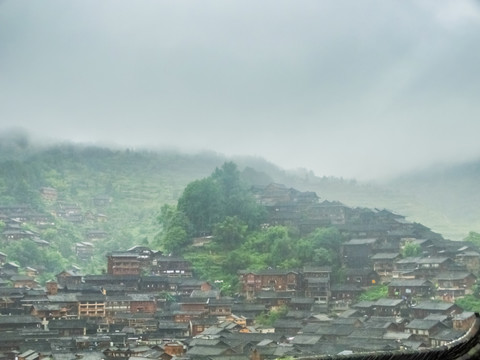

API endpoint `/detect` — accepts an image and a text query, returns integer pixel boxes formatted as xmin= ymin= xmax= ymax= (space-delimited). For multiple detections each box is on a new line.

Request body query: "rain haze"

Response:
xmin=1 ymin=0 xmax=480 ymax=180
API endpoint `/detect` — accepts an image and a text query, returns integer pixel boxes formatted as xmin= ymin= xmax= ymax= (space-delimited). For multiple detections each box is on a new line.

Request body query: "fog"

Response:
xmin=1 ymin=0 xmax=480 ymax=180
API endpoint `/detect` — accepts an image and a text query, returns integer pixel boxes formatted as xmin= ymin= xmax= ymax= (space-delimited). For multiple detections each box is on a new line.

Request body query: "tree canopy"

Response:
xmin=175 ymin=162 xmax=266 ymax=237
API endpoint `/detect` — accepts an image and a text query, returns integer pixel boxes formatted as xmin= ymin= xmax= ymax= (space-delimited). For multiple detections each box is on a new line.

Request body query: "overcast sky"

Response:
xmin=1 ymin=0 xmax=479 ymax=180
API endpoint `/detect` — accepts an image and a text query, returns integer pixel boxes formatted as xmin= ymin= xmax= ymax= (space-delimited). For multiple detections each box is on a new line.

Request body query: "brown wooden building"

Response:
xmin=239 ymin=269 xmax=301 ymax=299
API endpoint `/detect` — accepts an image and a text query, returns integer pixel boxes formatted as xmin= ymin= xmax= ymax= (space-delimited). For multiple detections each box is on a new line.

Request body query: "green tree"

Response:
xmin=464 ymin=231 xmax=480 ymax=248
xmin=177 ymin=177 xmax=224 ymax=235
xmin=157 ymin=204 xmax=192 ymax=235
xmin=255 ymin=305 xmax=288 ymax=326
xmin=213 ymin=216 xmax=248 ymax=250
xmin=270 ymin=236 xmax=293 ymax=267
xmin=313 ymin=247 xmax=333 ymax=265
xmin=211 ymin=162 xmax=266 ymax=229
xmin=223 ymin=249 xmax=252 ymax=275
xmin=294 ymin=239 xmax=315 ymax=263
xmin=155 ymin=204 xmax=193 ymax=254
xmin=402 ymin=242 xmax=421 ymax=258
xmin=302 ymin=227 xmax=344 ymax=267
xmin=358 ymin=285 xmax=388 ymax=301
xmin=161 ymin=226 xmax=189 ymax=255
xmin=456 ymin=295 xmax=480 ymax=312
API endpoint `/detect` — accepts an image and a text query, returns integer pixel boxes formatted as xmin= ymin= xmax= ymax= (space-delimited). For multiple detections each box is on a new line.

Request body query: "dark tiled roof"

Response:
xmin=414 ymin=301 xmax=456 ymax=311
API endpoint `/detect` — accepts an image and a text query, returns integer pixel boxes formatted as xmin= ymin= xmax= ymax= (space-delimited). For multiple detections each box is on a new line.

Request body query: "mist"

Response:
xmin=1 ymin=0 xmax=480 ymax=180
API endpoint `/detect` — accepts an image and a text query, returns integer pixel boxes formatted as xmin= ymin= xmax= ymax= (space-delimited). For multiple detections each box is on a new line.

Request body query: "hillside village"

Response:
xmin=0 ymin=183 xmax=480 ymax=360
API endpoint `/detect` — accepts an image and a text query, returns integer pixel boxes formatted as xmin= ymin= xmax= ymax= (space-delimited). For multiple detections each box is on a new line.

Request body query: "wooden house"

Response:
xmin=388 ymin=279 xmax=434 ymax=298
xmin=330 ymin=284 xmax=363 ymax=302
xmin=129 ymin=293 xmax=157 ymax=314
xmin=272 ymin=319 xmax=303 ymax=336
xmin=430 ymin=328 xmax=466 ymax=347
xmin=175 ymin=278 xmax=212 ymax=296
xmin=405 ymin=319 xmax=448 ymax=345
xmin=239 ymin=269 xmax=301 ymax=298
xmin=163 ymin=342 xmax=186 ymax=357
xmin=371 ymin=253 xmax=401 ymax=276
xmin=393 ymin=257 xmax=422 ymax=278
xmin=0 ymin=315 xmax=42 ymax=331
xmin=453 ymin=311 xmax=476 ymax=331
xmin=177 ymin=297 xmax=209 ymax=318
xmin=11 ymin=275 xmax=38 ymax=289
xmin=77 ymin=294 xmax=106 ymax=318
xmin=208 ymin=298 xmax=233 ymax=317
xmin=75 ymin=242 xmax=95 ymax=260
xmin=107 ymin=252 xmax=142 ymax=275
xmin=455 ymin=251 xmax=480 ymax=273
xmin=48 ymin=318 xmax=87 ymax=336
xmin=342 ymin=238 xmax=378 ymax=268
xmin=139 ymin=275 xmax=171 ymax=292
xmin=84 ymin=274 xmax=139 ymax=291
xmin=304 ymin=277 xmax=330 ymax=303
xmin=47 ymin=293 xmax=80 ymax=318
xmin=351 ymin=300 xmax=376 ymax=317
xmin=156 ymin=320 xmax=190 ymax=338
xmin=30 ymin=304 xmax=67 ymax=319
xmin=254 ymin=291 xmax=293 ymax=308
xmin=152 ymin=255 xmax=193 ymax=277
xmin=86 ymin=230 xmax=108 ymax=241
xmin=56 ymin=269 xmax=83 ymax=287
xmin=414 ymin=257 xmax=457 ymax=278
xmin=40 ymin=187 xmax=58 ymax=201
xmin=105 ymin=295 xmax=131 ymax=317
xmin=345 ymin=268 xmax=380 ymax=286
xmin=288 ymin=297 xmax=315 ymax=311
xmin=410 ymin=301 xmax=462 ymax=319
xmin=435 ymin=272 xmax=477 ymax=293
xmin=373 ymin=298 xmax=405 ymax=317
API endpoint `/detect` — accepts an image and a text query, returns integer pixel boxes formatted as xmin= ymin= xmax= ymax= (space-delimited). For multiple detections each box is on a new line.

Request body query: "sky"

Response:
xmin=1 ymin=0 xmax=480 ymax=181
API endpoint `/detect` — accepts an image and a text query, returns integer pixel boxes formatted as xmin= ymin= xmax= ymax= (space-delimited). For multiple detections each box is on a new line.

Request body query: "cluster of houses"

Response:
xmin=0 ymin=236 xmax=478 ymax=360
xmin=1 ymin=194 xmax=109 ymax=261
xmin=0 ymin=184 xmax=479 ymax=359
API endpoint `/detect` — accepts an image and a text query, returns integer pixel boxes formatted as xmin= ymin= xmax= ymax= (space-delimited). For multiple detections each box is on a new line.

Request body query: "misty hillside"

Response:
xmin=0 ymin=132 xmax=479 ymax=243
xmin=383 ymin=161 xmax=480 ymax=240
xmin=233 ymin=157 xmax=480 ymax=241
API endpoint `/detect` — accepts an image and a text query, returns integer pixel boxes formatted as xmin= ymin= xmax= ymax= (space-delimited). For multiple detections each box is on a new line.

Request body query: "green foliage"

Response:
xmin=456 ymin=295 xmax=480 ymax=312
xmin=255 ymin=305 xmax=288 ymax=326
xmin=4 ymin=239 xmax=67 ymax=280
xmin=358 ymin=285 xmax=388 ymax=301
xmin=213 ymin=216 xmax=248 ymax=250
xmin=302 ymin=227 xmax=344 ymax=265
xmin=177 ymin=177 xmax=224 ymax=235
xmin=161 ymin=226 xmax=190 ymax=255
xmin=0 ymin=145 xmax=230 ymax=275
xmin=182 ymin=222 xmax=346 ymax=292
xmin=155 ymin=204 xmax=193 ymax=254
xmin=176 ymin=162 xmax=266 ymax=236
xmin=464 ymin=231 xmax=480 ymax=248
xmin=402 ymin=241 xmax=422 ymax=258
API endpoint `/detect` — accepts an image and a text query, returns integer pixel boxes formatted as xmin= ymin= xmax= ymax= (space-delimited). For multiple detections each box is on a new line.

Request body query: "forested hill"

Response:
xmin=1 ymin=134 xmax=479 ymax=242
xmin=0 ymin=134 xmax=479 ymax=281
